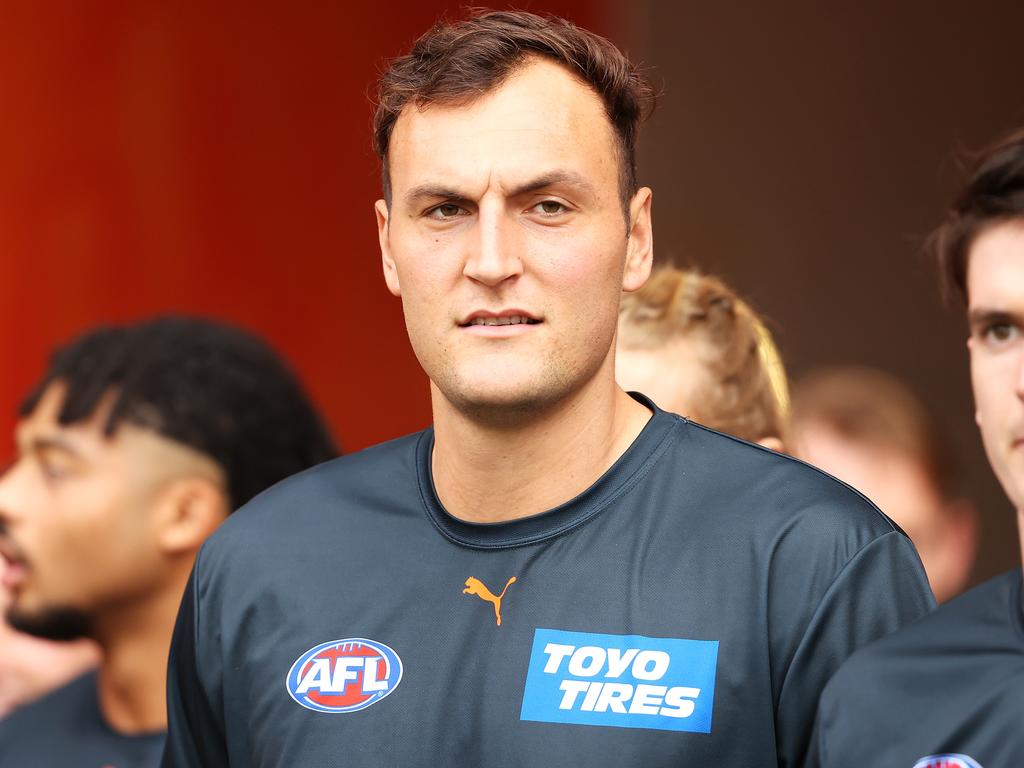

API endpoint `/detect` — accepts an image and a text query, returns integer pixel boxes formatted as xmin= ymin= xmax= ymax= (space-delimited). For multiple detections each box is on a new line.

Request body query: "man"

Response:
xmin=0 ymin=317 xmax=336 ymax=765
xmin=616 ymin=265 xmax=790 ymax=450
xmin=792 ymin=366 xmax=977 ymax=602
xmin=811 ymin=130 xmax=1024 ymax=767
xmin=163 ymin=12 xmax=932 ymax=767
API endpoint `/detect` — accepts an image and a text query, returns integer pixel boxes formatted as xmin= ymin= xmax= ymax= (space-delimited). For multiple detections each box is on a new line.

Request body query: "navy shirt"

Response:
xmin=810 ymin=568 xmax=1024 ymax=768
xmin=162 ymin=401 xmax=934 ymax=767
xmin=0 ymin=671 xmax=164 ymax=767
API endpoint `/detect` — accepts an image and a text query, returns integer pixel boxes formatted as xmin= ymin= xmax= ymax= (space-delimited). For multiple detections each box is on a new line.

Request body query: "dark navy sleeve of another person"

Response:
xmin=808 ymin=568 xmax=1024 ymax=768
xmin=163 ymin=566 xmax=229 ymax=766
xmin=161 ymin=402 xmax=935 ymax=768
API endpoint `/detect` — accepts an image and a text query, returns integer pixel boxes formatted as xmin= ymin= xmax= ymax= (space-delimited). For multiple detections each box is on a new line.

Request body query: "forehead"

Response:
xmin=387 ymin=58 xmax=618 ymax=195
xmin=15 ymin=383 xmax=111 ymax=446
xmin=16 ymin=383 xmax=165 ymax=466
xmin=966 ymin=219 xmax=1024 ymax=310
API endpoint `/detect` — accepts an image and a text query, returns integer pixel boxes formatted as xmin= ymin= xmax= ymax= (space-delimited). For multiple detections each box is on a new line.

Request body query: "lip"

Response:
xmin=456 ymin=311 xmax=540 ymax=337
xmin=458 ymin=309 xmax=543 ymax=337
xmin=0 ymin=543 xmax=28 ymax=593
xmin=1 ymin=557 xmax=26 ymax=591
xmin=459 ymin=309 xmax=541 ymax=325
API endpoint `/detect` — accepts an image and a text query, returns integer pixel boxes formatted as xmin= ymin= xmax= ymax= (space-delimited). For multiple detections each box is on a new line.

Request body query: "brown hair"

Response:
xmin=791 ymin=366 xmax=954 ymax=496
xmin=618 ymin=267 xmax=790 ymax=444
xmin=372 ymin=9 xmax=655 ymax=209
xmin=932 ymin=127 xmax=1024 ymax=303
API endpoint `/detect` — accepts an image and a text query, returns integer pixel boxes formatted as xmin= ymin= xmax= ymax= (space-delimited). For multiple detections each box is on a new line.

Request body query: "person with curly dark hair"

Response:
xmin=0 ymin=316 xmax=336 ymax=766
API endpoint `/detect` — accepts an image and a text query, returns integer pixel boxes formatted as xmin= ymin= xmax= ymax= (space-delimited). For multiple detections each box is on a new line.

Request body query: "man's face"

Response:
xmin=967 ymin=219 xmax=1024 ymax=513
xmin=0 ymin=384 xmax=203 ymax=639
xmin=376 ymin=58 xmax=652 ymax=418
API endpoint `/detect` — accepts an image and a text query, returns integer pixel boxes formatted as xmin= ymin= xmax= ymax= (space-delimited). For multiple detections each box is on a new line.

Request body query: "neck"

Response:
xmin=93 ymin=568 xmax=190 ymax=734
xmin=431 ymin=369 xmax=652 ymax=523
xmin=1019 ymin=509 xmax=1024 ymax=572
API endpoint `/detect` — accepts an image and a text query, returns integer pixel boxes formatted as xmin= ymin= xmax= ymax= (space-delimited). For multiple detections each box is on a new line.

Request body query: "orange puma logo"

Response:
xmin=462 ymin=576 xmax=517 ymax=626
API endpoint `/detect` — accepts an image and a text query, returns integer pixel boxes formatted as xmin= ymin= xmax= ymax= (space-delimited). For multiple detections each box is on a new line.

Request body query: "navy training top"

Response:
xmin=161 ymin=397 xmax=934 ymax=767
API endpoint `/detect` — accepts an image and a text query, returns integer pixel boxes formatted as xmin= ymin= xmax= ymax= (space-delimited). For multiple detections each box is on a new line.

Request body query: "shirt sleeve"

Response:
xmin=776 ymin=529 xmax=934 ymax=767
xmin=161 ymin=555 xmax=230 ymax=767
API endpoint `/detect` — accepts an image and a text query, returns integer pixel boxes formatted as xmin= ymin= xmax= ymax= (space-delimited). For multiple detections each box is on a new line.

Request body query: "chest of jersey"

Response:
xmin=212 ymin=516 xmax=780 ymax=767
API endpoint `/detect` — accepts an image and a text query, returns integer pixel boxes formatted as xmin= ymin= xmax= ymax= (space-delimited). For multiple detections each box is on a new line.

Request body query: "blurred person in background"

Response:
xmin=791 ymin=366 xmax=977 ymax=603
xmin=616 ymin=266 xmax=790 ymax=450
xmin=0 ymin=585 xmax=98 ymax=718
xmin=811 ymin=129 xmax=1024 ymax=767
xmin=0 ymin=317 xmax=336 ymax=766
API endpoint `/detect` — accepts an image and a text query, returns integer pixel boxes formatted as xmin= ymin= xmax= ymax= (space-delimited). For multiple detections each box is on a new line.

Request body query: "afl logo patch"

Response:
xmin=913 ymin=756 xmax=982 ymax=768
xmin=286 ymin=637 xmax=403 ymax=713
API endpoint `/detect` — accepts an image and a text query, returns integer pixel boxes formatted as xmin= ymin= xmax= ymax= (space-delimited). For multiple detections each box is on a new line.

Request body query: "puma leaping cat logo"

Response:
xmin=463 ymin=576 xmax=517 ymax=626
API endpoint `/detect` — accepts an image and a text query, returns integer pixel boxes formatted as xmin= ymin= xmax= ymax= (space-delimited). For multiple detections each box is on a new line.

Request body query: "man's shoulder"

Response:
xmin=677 ymin=419 xmax=899 ymax=541
xmin=827 ymin=568 xmax=1023 ymax=690
xmin=215 ymin=430 xmax=425 ymax=532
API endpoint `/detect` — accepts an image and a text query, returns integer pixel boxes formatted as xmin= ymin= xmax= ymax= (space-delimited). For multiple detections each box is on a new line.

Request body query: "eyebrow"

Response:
xmin=402 ymin=170 xmax=597 ymax=208
xmin=967 ymin=307 xmax=1023 ymax=330
xmin=19 ymin=434 xmax=81 ymax=458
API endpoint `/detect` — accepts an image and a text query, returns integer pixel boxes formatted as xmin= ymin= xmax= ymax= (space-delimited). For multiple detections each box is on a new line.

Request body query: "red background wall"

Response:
xmin=0 ymin=1 xmax=604 ymax=457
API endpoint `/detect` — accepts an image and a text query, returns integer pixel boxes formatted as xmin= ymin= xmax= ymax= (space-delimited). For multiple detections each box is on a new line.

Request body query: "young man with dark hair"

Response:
xmin=163 ymin=11 xmax=932 ymax=766
xmin=810 ymin=129 xmax=1024 ymax=767
xmin=0 ymin=316 xmax=336 ymax=765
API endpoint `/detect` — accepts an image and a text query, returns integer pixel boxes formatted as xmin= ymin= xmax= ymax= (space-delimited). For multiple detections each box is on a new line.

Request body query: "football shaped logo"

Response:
xmin=286 ymin=637 xmax=403 ymax=713
xmin=912 ymin=755 xmax=983 ymax=768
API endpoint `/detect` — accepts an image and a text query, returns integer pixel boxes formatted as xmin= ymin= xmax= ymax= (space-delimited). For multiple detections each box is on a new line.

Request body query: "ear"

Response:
xmin=376 ymin=199 xmax=402 ymax=297
xmin=622 ymin=186 xmax=654 ymax=293
xmin=153 ymin=478 xmax=229 ymax=556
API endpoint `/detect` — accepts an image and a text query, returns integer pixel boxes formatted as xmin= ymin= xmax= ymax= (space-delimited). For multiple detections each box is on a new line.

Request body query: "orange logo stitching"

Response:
xmin=462 ymin=576 xmax=517 ymax=626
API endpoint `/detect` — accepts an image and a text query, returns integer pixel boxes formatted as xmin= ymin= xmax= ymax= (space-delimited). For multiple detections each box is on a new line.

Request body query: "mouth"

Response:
xmin=0 ymin=537 xmax=28 ymax=591
xmin=458 ymin=311 xmax=542 ymax=329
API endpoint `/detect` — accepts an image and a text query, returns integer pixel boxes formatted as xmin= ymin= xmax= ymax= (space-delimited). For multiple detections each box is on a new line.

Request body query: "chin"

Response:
xmin=6 ymin=603 xmax=94 ymax=642
xmin=442 ymin=374 xmax=571 ymax=424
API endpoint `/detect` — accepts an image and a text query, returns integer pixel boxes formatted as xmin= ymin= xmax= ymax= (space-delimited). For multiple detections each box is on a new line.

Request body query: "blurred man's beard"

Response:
xmin=5 ymin=605 xmax=93 ymax=641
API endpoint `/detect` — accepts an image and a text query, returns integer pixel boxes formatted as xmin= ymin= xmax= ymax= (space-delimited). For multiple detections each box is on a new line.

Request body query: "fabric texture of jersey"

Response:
xmin=0 ymin=671 xmax=164 ymax=767
xmin=161 ymin=398 xmax=934 ymax=767
xmin=810 ymin=567 xmax=1024 ymax=768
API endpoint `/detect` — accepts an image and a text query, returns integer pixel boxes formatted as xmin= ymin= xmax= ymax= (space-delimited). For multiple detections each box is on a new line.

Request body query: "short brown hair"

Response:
xmin=791 ymin=366 xmax=954 ymax=496
xmin=932 ymin=127 xmax=1024 ymax=303
xmin=618 ymin=267 xmax=790 ymax=444
xmin=372 ymin=9 xmax=654 ymax=209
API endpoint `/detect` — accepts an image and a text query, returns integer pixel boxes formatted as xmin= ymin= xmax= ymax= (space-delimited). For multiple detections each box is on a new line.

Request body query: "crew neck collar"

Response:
xmin=415 ymin=392 xmax=680 ymax=549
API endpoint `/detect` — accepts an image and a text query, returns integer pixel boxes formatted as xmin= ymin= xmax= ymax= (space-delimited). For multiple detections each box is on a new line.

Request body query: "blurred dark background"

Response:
xmin=1 ymin=1 xmax=1022 ymax=584
xmin=627 ymin=0 xmax=1024 ymax=583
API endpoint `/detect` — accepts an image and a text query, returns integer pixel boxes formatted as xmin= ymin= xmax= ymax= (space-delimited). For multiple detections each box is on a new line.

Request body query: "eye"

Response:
xmin=983 ymin=322 xmax=1019 ymax=345
xmin=529 ymin=200 xmax=568 ymax=216
xmin=34 ymin=450 xmax=74 ymax=482
xmin=39 ymin=460 xmax=70 ymax=481
xmin=425 ymin=203 xmax=467 ymax=221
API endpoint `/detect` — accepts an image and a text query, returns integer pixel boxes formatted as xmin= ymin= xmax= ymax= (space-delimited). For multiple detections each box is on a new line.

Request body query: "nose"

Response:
xmin=0 ymin=459 xmax=27 ymax=527
xmin=462 ymin=201 xmax=523 ymax=287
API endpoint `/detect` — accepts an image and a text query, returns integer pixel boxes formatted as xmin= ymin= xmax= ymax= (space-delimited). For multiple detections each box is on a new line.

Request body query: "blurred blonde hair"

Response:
xmin=618 ymin=266 xmax=790 ymax=444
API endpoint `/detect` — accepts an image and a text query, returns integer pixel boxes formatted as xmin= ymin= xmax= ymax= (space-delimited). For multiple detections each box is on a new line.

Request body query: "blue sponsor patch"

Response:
xmin=520 ymin=628 xmax=718 ymax=733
